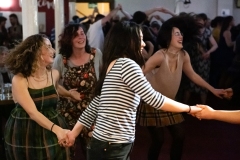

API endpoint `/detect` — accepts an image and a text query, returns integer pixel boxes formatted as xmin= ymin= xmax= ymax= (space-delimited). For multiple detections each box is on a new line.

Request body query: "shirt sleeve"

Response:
xmin=121 ymin=58 xmax=165 ymax=109
xmin=78 ymin=96 xmax=100 ymax=128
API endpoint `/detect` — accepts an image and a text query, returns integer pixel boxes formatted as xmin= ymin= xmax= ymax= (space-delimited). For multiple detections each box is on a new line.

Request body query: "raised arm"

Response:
xmin=101 ymin=4 xmax=121 ymax=25
xmin=119 ymin=4 xmax=132 ymax=20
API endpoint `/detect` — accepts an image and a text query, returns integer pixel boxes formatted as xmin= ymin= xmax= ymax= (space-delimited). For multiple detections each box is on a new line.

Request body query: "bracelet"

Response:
xmin=50 ymin=123 xmax=55 ymax=132
xmin=187 ymin=105 xmax=191 ymax=113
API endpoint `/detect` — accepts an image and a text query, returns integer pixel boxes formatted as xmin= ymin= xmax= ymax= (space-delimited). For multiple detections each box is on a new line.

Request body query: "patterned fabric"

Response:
xmin=4 ymin=85 xmax=70 ymax=160
xmin=78 ymin=58 xmax=165 ymax=143
xmin=188 ymin=28 xmax=211 ymax=94
xmin=57 ymin=52 xmax=97 ymax=148
xmin=137 ymin=102 xmax=184 ymax=127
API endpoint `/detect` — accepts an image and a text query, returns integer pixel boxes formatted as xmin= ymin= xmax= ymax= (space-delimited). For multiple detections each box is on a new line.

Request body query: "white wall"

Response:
xmin=233 ymin=1 xmax=240 ymax=25
xmin=115 ymin=0 xmax=240 ymax=25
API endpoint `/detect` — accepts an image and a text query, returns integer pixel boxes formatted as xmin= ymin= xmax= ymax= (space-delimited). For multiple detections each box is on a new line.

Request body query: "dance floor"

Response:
xmin=1 ymin=93 xmax=240 ymax=160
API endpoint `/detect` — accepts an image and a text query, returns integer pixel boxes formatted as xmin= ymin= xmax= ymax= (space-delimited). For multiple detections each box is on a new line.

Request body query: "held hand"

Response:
xmin=69 ymin=89 xmax=81 ymax=101
xmin=223 ymin=88 xmax=233 ymax=100
xmin=212 ymin=89 xmax=225 ymax=99
xmin=66 ymin=131 xmax=76 ymax=147
xmin=193 ymin=104 xmax=215 ymax=120
xmin=57 ymin=129 xmax=70 ymax=147
xmin=188 ymin=105 xmax=202 ymax=114
xmin=161 ymin=7 xmax=170 ymax=13
xmin=202 ymin=52 xmax=210 ymax=59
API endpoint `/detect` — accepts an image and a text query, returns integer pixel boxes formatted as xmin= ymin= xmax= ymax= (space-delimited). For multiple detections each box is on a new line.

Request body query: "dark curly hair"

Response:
xmin=5 ymin=34 xmax=48 ymax=77
xmin=58 ymin=23 xmax=91 ymax=58
xmin=157 ymin=14 xmax=201 ymax=49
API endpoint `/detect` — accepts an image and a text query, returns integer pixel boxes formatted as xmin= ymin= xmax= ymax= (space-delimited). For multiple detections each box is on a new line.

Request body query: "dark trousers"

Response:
xmin=87 ymin=137 xmax=133 ymax=160
xmin=147 ymin=123 xmax=185 ymax=160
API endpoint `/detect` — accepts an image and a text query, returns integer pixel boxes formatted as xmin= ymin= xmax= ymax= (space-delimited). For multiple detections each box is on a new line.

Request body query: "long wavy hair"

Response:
xmin=94 ymin=21 xmax=144 ymax=96
xmin=220 ymin=16 xmax=234 ymax=34
xmin=58 ymin=23 xmax=91 ymax=58
xmin=5 ymin=34 xmax=48 ymax=77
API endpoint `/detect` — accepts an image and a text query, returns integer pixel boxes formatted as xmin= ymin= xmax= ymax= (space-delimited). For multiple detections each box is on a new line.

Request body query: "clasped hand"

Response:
xmin=58 ymin=130 xmax=76 ymax=147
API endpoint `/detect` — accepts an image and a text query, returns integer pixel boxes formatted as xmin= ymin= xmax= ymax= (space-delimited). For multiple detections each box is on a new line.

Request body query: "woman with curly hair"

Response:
xmin=52 ymin=23 xmax=102 ymax=159
xmin=4 ymin=34 xmax=80 ymax=160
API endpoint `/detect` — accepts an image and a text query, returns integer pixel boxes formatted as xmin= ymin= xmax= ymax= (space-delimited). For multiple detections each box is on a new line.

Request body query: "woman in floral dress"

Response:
xmin=53 ymin=23 xmax=102 ymax=159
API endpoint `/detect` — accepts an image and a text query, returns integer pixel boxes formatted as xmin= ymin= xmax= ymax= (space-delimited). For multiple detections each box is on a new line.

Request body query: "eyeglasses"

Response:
xmin=173 ymin=32 xmax=184 ymax=37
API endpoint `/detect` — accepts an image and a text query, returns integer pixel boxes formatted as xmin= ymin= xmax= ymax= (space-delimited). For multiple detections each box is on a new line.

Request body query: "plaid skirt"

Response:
xmin=136 ymin=101 xmax=184 ymax=127
xmin=4 ymin=107 xmax=70 ymax=160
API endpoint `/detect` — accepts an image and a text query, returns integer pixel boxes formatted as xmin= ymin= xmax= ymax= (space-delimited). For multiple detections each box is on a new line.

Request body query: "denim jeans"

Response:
xmin=87 ymin=137 xmax=133 ymax=160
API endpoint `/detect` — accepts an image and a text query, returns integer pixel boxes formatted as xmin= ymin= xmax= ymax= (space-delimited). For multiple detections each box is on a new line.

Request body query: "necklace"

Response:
xmin=32 ymin=71 xmax=47 ymax=82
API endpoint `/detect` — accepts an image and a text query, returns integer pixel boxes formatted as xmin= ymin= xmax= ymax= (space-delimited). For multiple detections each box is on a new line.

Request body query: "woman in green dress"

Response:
xmin=4 ymin=34 xmax=80 ymax=160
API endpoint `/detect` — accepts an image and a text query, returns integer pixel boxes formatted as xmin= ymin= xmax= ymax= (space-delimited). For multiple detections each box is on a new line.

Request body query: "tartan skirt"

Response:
xmin=136 ymin=101 xmax=184 ymax=127
xmin=4 ymin=107 xmax=70 ymax=160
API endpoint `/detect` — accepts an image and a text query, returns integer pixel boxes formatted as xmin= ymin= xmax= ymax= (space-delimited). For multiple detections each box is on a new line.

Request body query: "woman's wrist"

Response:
xmin=187 ymin=105 xmax=191 ymax=113
xmin=68 ymin=90 xmax=72 ymax=98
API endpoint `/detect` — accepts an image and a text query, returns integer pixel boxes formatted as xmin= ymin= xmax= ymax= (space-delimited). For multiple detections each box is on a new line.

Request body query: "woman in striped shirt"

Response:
xmin=64 ymin=21 xmax=201 ymax=160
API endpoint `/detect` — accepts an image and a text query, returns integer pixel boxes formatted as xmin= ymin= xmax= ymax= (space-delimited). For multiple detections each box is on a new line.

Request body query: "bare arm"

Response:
xmin=207 ymin=35 xmax=218 ymax=54
xmin=195 ymin=105 xmax=240 ymax=124
xmin=182 ymin=52 xmax=224 ymax=98
xmin=101 ymin=4 xmax=121 ymax=25
xmin=119 ymin=4 xmax=132 ymax=20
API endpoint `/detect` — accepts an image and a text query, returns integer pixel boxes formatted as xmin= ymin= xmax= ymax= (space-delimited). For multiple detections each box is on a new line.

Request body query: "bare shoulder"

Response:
xmin=12 ymin=73 xmax=28 ymax=88
xmin=153 ymin=49 xmax=165 ymax=59
xmin=181 ymin=50 xmax=190 ymax=62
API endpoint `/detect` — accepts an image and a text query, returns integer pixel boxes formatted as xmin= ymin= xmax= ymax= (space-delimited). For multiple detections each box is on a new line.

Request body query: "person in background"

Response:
xmin=184 ymin=13 xmax=218 ymax=104
xmin=0 ymin=16 xmax=8 ymax=47
xmin=87 ymin=4 xmax=122 ymax=51
xmin=8 ymin=14 xmax=23 ymax=46
xmin=64 ymin=21 xmax=201 ymax=160
xmin=137 ymin=15 xmax=224 ymax=160
xmin=4 ymin=34 xmax=80 ymax=160
xmin=0 ymin=46 xmax=13 ymax=159
xmin=52 ymin=23 xmax=102 ymax=159
xmin=0 ymin=46 xmax=13 ymax=84
xmin=211 ymin=16 xmax=224 ymax=43
xmin=213 ymin=16 xmax=236 ymax=89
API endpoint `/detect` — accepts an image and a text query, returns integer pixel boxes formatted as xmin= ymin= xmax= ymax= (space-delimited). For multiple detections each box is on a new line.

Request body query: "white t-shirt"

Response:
xmin=87 ymin=20 xmax=104 ymax=52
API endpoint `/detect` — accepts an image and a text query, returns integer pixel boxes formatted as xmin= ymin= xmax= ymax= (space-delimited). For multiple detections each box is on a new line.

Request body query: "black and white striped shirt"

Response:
xmin=79 ymin=58 xmax=165 ymax=143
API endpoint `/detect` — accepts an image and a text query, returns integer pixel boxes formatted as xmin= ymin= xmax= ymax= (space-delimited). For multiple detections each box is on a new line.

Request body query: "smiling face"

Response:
xmin=170 ymin=27 xmax=183 ymax=49
xmin=40 ymin=38 xmax=55 ymax=65
xmin=72 ymin=27 xmax=86 ymax=49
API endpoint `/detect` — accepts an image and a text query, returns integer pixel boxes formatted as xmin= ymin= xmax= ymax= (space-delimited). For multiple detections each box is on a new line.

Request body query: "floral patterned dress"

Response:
xmin=57 ymin=52 xmax=97 ymax=156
